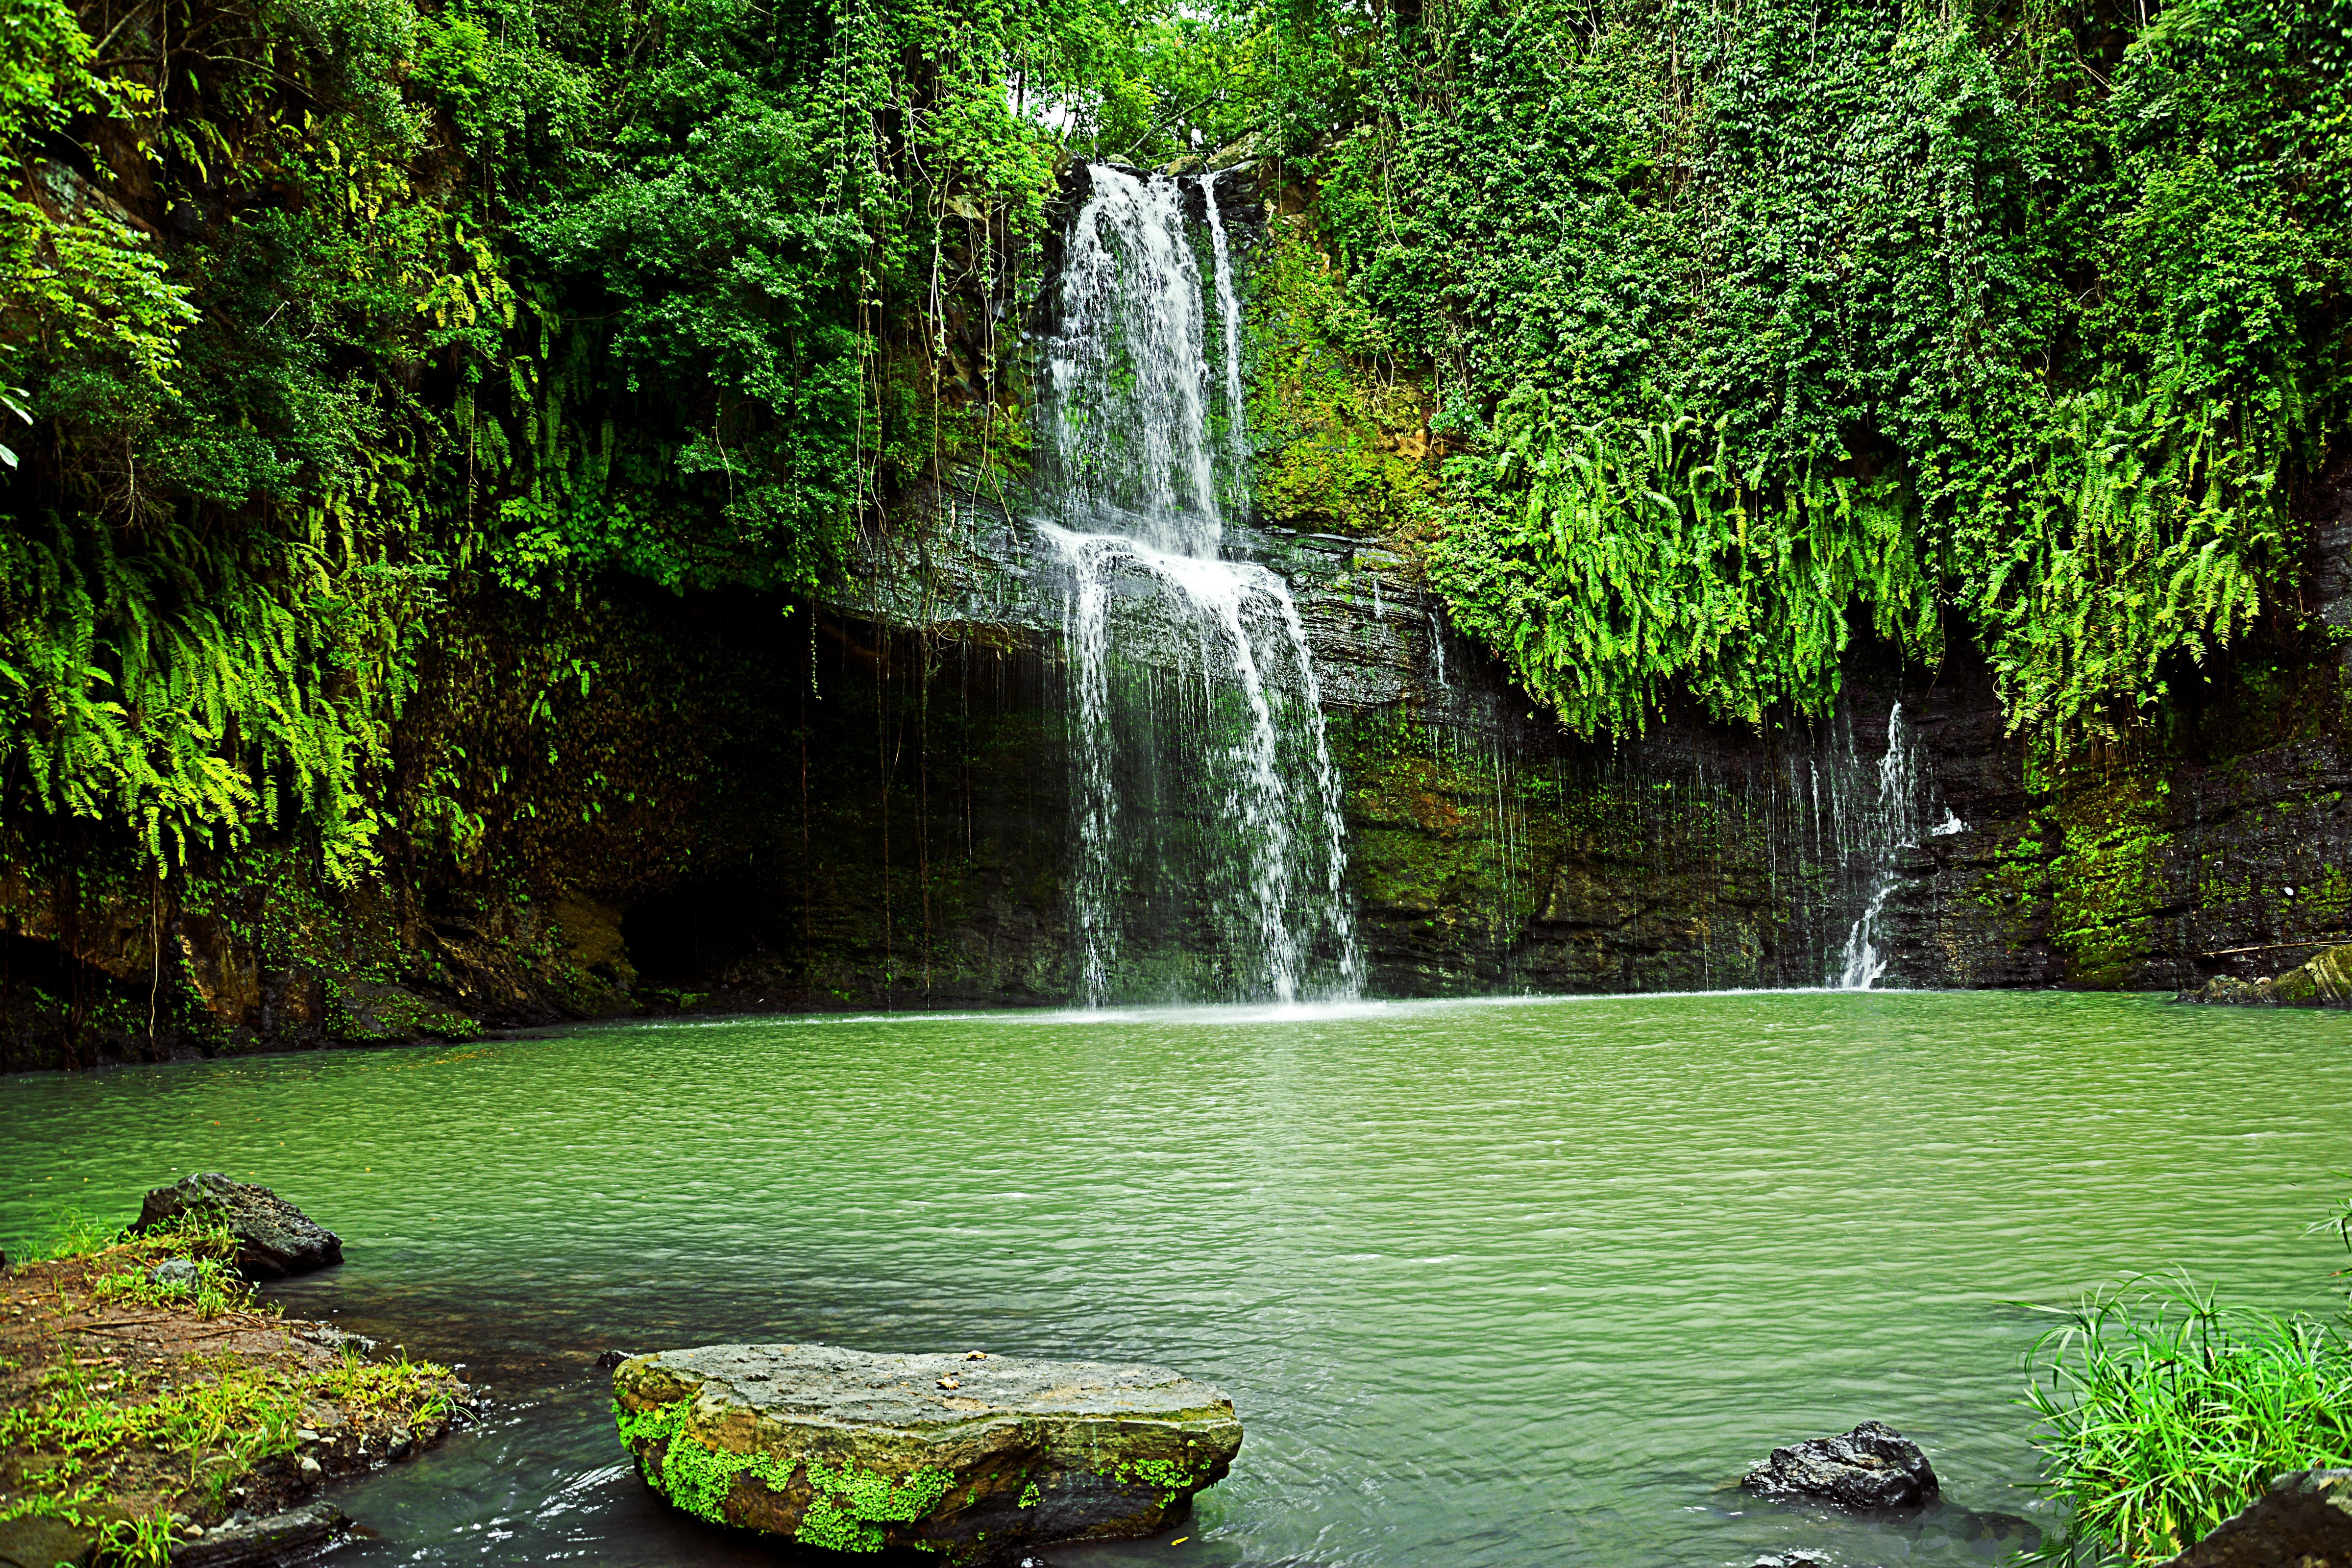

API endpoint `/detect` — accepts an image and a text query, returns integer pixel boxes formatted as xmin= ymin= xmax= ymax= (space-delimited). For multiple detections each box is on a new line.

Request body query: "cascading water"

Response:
xmin=1040 ymin=165 xmax=1359 ymax=1005
xmin=1834 ymin=702 xmax=1924 ymax=989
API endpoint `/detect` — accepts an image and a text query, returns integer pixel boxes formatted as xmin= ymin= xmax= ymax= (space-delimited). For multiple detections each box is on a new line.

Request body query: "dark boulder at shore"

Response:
xmin=2160 ymin=1469 xmax=2352 ymax=1566
xmin=135 ymin=1174 xmax=342 ymax=1278
xmin=612 ymin=1343 xmax=1242 ymax=1564
xmin=1742 ymin=1421 xmax=1939 ymax=1511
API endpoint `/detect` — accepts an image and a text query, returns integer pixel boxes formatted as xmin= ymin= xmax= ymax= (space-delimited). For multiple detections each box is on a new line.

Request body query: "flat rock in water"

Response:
xmin=2161 ymin=1468 xmax=2352 ymax=1566
xmin=135 ymin=1174 xmax=342 ymax=1279
xmin=612 ymin=1343 xmax=1242 ymax=1563
xmin=1743 ymin=1421 xmax=1939 ymax=1511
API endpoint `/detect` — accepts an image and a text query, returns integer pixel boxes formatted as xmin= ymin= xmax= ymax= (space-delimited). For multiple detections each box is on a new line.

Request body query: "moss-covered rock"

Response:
xmin=610 ymin=1343 xmax=1242 ymax=1563
xmin=2182 ymin=942 xmax=2352 ymax=1007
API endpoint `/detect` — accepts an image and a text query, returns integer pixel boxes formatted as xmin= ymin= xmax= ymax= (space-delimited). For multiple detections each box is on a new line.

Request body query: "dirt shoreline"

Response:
xmin=0 ymin=1224 xmax=470 ymax=1567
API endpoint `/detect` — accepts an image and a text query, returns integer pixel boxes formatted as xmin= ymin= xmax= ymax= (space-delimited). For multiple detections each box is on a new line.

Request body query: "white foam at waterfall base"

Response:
xmin=1039 ymin=165 xmax=1360 ymax=1005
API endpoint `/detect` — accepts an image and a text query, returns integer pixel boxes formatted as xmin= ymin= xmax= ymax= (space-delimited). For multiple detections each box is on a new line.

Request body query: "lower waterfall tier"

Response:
xmin=1042 ymin=524 xmax=1359 ymax=1006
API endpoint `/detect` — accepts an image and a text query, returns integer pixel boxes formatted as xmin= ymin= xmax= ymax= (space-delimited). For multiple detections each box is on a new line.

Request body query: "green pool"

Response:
xmin=5 ymin=990 xmax=2347 ymax=1565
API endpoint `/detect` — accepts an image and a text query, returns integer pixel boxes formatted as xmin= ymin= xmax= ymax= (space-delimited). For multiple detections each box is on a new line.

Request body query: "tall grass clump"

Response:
xmin=2022 ymin=1269 xmax=2352 ymax=1564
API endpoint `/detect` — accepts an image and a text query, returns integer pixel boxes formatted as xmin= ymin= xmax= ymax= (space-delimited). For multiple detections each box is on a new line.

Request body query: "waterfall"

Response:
xmin=1834 ymin=702 xmax=1923 ymax=990
xmin=1041 ymin=165 xmax=1360 ymax=1005
xmin=1044 ymin=166 xmax=1222 ymax=555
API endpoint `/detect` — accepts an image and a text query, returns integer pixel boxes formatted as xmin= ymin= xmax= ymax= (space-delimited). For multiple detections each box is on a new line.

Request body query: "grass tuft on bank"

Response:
xmin=2022 ymin=1221 xmax=2352 ymax=1565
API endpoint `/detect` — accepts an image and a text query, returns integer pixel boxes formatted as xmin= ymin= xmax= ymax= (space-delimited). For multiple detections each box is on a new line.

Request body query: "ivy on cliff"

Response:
xmin=1215 ymin=0 xmax=2351 ymax=742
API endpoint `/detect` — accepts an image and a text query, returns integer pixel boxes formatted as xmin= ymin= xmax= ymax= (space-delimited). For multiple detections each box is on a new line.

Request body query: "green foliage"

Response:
xmin=89 ymin=1254 xmax=245 ymax=1319
xmin=1112 ymin=1453 xmax=1207 ymax=1505
xmin=1247 ymin=220 xmax=1437 ymax=538
xmin=0 ymin=0 xmax=1155 ymax=875
xmin=1205 ymin=0 xmax=2351 ymax=742
xmin=612 ymin=1396 xmax=952 ymax=1547
xmin=2022 ymin=1274 xmax=2352 ymax=1563
xmin=7 ymin=0 xmax=2344 ymax=885
xmin=1430 ymin=397 xmax=1932 ymax=732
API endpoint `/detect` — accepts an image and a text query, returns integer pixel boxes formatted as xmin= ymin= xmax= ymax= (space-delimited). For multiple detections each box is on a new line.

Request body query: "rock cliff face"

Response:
xmin=689 ymin=468 xmax=2352 ymax=1007
xmin=5 ymin=171 xmax=2349 ymax=1067
xmin=8 ymin=472 xmax=2351 ymax=1065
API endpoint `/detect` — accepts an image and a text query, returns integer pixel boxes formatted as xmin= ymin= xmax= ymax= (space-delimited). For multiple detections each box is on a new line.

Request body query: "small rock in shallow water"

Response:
xmin=1743 ymin=1421 xmax=1938 ymax=1510
xmin=135 ymin=1173 xmax=341 ymax=1278
xmin=611 ymin=1342 xmax=1242 ymax=1563
xmin=592 ymin=1348 xmax=635 ymax=1371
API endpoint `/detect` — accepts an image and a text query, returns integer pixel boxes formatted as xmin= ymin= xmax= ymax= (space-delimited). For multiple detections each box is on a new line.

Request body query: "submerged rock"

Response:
xmin=2160 ymin=1469 xmax=2352 ymax=1566
xmin=2182 ymin=943 xmax=2352 ymax=1007
xmin=168 ymin=1503 xmax=345 ymax=1566
xmin=611 ymin=1343 xmax=1242 ymax=1563
xmin=1743 ymin=1421 xmax=1939 ymax=1510
xmin=135 ymin=1174 xmax=343 ymax=1278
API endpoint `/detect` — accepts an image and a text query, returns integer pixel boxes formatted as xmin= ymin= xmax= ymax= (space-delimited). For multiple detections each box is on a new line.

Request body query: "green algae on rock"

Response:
xmin=2183 ymin=943 xmax=2352 ymax=1007
xmin=609 ymin=1343 xmax=1242 ymax=1562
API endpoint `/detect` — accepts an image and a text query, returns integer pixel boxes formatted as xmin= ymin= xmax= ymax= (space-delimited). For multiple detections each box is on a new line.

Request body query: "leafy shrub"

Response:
xmin=2023 ymin=1274 xmax=2352 ymax=1563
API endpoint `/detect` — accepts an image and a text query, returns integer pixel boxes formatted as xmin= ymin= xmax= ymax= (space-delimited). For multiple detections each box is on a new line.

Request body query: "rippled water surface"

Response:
xmin=7 ymin=991 xmax=2351 ymax=1568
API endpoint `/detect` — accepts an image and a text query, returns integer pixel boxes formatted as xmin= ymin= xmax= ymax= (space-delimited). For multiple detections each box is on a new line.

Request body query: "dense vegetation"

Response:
xmin=0 ymin=0 xmax=1139 ymax=878
xmin=2023 ymin=1205 xmax=2352 ymax=1563
xmin=2 ymin=0 xmax=2346 ymax=871
xmin=1232 ymin=0 xmax=2352 ymax=744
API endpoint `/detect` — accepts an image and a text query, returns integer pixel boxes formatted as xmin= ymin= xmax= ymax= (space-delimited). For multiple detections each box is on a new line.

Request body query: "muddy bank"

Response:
xmin=0 ymin=1206 xmax=469 ymax=1566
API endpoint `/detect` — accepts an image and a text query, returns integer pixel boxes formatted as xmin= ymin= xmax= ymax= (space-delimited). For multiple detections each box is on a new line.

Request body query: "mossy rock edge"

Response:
xmin=2183 ymin=942 xmax=2352 ymax=1007
xmin=611 ymin=1343 xmax=1243 ymax=1563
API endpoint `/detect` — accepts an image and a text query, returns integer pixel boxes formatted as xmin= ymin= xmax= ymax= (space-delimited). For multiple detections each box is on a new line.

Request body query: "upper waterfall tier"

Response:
xmin=1041 ymin=164 xmax=1236 ymax=559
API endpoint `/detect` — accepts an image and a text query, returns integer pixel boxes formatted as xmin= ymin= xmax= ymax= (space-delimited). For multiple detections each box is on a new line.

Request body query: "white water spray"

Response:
xmin=1045 ymin=166 xmax=1221 ymax=555
xmin=1201 ymin=168 xmax=1248 ymax=476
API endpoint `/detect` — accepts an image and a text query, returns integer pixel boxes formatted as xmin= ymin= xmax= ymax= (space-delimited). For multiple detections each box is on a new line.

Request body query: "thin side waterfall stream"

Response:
xmin=1039 ymin=164 xmax=1358 ymax=1005
xmin=1836 ymin=702 xmax=1925 ymax=990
